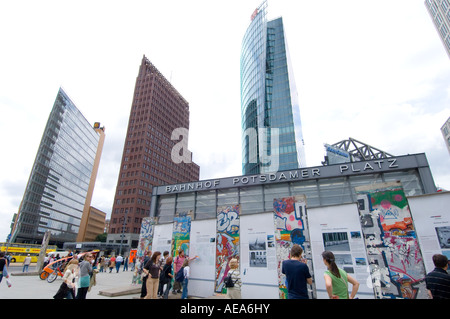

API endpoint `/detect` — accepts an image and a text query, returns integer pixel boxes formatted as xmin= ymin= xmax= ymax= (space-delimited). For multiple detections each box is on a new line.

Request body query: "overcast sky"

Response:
xmin=1 ymin=0 xmax=449 ymax=241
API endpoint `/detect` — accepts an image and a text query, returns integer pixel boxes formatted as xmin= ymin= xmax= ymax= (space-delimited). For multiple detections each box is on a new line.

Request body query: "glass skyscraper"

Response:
xmin=11 ymin=88 xmax=104 ymax=247
xmin=425 ymin=0 xmax=450 ymax=59
xmin=241 ymin=1 xmax=306 ymax=175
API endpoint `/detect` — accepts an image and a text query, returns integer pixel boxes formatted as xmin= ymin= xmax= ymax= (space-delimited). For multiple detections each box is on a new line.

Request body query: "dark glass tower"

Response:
xmin=241 ymin=1 xmax=306 ymax=175
xmin=11 ymin=88 xmax=103 ymax=247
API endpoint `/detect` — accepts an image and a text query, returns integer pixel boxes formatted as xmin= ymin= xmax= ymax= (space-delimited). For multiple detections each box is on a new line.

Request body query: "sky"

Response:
xmin=1 ymin=0 xmax=449 ymax=242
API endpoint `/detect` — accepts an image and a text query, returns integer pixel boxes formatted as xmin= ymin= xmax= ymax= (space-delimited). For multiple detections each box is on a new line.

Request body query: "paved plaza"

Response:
xmin=0 ymin=265 xmax=142 ymax=299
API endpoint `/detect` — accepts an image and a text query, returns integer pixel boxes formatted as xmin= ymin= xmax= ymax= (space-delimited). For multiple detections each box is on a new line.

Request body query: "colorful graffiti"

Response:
xmin=172 ymin=212 xmax=192 ymax=259
xmin=133 ymin=217 xmax=157 ymax=284
xmin=215 ymin=205 xmax=240 ymax=293
xmin=273 ymin=195 xmax=316 ymax=299
xmin=355 ymin=182 xmax=427 ymax=299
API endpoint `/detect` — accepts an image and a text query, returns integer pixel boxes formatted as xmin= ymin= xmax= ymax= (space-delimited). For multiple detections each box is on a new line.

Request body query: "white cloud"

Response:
xmin=0 ymin=0 xmax=449 ymax=241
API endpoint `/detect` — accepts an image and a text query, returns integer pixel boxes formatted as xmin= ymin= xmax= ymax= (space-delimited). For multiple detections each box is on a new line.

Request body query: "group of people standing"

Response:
xmin=139 ymin=248 xmax=197 ymax=299
xmin=282 ymin=244 xmax=450 ymax=300
xmin=53 ymin=252 xmax=96 ymax=299
xmin=98 ymin=255 xmax=133 ymax=273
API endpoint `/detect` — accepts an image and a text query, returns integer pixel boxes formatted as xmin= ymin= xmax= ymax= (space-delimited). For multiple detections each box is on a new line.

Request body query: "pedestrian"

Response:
xmin=76 ymin=252 xmax=94 ymax=299
xmin=322 ymin=251 xmax=360 ymax=299
xmin=144 ymin=251 xmax=162 ymax=299
xmin=108 ymin=255 xmax=116 ymax=273
xmin=99 ymin=256 xmax=106 ymax=272
xmin=43 ymin=254 xmax=49 ymax=268
xmin=48 ymin=255 xmax=55 ymax=267
xmin=281 ymin=244 xmax=312 ymax=299
xmin=131 ymin=255 xmax=136 ymax=271
xmin=0 ymin=252 xmax=10 ymax=286
xmin=139 ymin=251 xmax=152 ymax=298
xmin=142 ymin=250 xmax=152 ymax=267
xmin=123 ymin=255 xmax=128 ymax=271
xmin=115 ymin=254 xmax=123 ymax=273
xmin=425 ymin=254 xmax=450 ymax=299
xmin=22 ymin=254 xmax=32 ymax=272
xmin=172 ymin=249 xmax=197 ymax=294
xmin=158 ymin=251 xmax=170 ymax=297
xmin=226 ymin=258 xmax=242 ymax=299
xmin=181 ymin=259 xmax=190 ymax=299
xmin=54 ymin=259 xmax=79 ymax=299
xmin=160 ymin=257 xmax=174 ymax=299
xmin=5 ymin=253 xmax=11 ymax=266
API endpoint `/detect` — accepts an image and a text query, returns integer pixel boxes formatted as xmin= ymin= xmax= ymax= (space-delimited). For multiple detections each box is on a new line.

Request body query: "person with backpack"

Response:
xmin=160 ymin=257 xmax=174 ymax=299
xmin=180 ymin=259 xmax=190 ymax=299
xmin=225 ymin=258 xmax=241 ymax=299
xmin=172 ymin=249 xmax=197 ymax=295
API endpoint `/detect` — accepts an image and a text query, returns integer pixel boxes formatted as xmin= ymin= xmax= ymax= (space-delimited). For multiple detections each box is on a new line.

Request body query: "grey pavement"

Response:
xmin=0 ymin=267 xmax=142 ymax=299
xmin=0 ymin=264 xmax=226 ymax=300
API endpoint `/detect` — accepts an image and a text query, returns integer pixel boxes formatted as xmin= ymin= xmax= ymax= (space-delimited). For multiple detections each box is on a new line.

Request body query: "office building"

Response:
xmin=241 ymin=1 xmax=306 ymax=175
xmin=11 ymin=88 xmax=105 ymax=247
xmin=425 ymin=0 xmax=450 ymax=58
xmin=107 ymin=55 xmax=200 ymax=250
xmin=441 ymin=116 xmax=450 ymax=155
xmin=77 ymin=206 xmax=107 ymax=242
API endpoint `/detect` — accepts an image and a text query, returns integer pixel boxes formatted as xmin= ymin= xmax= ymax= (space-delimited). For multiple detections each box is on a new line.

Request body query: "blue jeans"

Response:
xmin=181 ymin=278 xmax=189 ymax=299
xmin=163 ymin=281 xmax=172 ymax=299
xmin=22 ymin=264 xmax=29 ymax=272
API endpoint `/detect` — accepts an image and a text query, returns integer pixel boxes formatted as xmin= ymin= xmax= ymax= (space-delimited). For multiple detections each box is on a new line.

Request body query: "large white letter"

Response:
xmin=171 ymin=128 xmax=192 ymax=164
xmin=243 ymin=127 xmax=258 ymax=164
xmin=260 ymin=127 xmax=279 ymax=173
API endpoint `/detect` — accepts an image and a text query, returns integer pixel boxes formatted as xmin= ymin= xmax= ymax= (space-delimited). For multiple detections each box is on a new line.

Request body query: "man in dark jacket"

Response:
xmin=425 ymin=254 xmax=450 ymax=299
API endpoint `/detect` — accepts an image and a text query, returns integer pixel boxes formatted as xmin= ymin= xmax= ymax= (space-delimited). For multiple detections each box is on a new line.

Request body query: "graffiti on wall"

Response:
xmin=355 ymin=182 xmax=427 ymax=299
xmin=172 ymin=211 xmax=193 ymax=259
xmin=133 ymin=217 xmax=157 ymax=284
xmin=273 ymin=195 xmax=316 ymax=299
xmin=215 ymin=204 xmax=240 ymax=293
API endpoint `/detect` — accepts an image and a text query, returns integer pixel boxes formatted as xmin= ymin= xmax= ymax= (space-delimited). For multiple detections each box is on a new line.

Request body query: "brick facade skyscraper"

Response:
xmin=107 ymin=56 xmax=199 ymax=250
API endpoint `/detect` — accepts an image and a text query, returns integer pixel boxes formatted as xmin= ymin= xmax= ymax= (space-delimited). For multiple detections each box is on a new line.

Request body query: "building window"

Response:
xmin=217 ymin=189 xmax=239 ymax=207
xmin=157 ymin=195 xmax=176 ymax=223
xmin=240 ymin=186 xmax=264 ymax=215
xmin=264 ymin=183 xmax=290 ymax=211
xmin=318 ymin=177 xmax=353 ymax=206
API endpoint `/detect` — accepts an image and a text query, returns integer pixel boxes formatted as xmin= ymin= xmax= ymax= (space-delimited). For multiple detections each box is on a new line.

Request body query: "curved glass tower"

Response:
xmin=241 ymin=1 xmax=306 ymax=175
